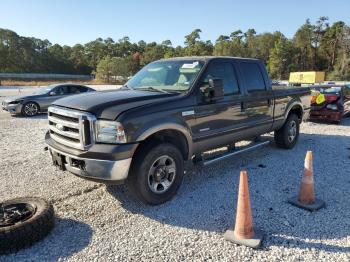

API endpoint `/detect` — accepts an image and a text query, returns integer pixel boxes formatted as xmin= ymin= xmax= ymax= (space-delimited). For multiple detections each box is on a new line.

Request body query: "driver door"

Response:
xmin=193 ymin=59 xmax=246 ymax=153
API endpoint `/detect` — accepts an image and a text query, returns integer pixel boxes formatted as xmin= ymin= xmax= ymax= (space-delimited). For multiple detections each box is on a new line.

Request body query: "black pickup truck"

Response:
xmin=45 ymin=57 xmax=310 ymax=204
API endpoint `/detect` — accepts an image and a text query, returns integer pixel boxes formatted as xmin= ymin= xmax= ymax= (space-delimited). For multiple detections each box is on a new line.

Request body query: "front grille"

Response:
xmin=48 ymin=106 xmax=96 ymax=150
xmin=50 ymin=112 xmax=79 ymax=123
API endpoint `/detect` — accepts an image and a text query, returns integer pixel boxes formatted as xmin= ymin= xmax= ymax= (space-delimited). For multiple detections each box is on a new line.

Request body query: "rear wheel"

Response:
xmin=274 ymin=113 xmax=300 ymax=149
xmin=127 ymin=143 xmax=184 ymax=205
xmin=22 ymin=102 xmax=39 ymax=117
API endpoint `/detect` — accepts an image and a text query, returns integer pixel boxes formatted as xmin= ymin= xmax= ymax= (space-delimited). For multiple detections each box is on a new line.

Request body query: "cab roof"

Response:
xmin=159 ymin=56 xmax=261 ymax=63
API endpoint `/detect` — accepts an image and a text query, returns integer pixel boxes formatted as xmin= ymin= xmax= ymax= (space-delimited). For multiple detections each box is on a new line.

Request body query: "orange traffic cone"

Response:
xmin=288 ymin=151 xmax=325 ymax=211
xmin=224 ymin=171 xmax=263 ymax=249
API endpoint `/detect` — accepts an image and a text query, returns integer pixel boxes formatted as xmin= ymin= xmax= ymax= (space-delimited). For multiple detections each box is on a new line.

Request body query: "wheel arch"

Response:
xmin=134 ymin=124 xmax=193 ymax=161
xmin=285 ymin=101 xmax=303 ymax=122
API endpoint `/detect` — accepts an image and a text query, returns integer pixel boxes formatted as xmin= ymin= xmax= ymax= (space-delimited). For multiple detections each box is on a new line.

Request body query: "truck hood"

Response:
xmin=52 ymin=89 xmax=176 ymax=120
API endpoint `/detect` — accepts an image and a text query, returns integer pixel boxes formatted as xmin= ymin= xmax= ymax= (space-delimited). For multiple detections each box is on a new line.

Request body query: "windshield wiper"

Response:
xmin=137 ymin=86 xmax=169 ymax=93
xmin=162 ymin=89 xmax=186 ymax=94
xmin=121 ymin=84 xmax=133 ymax=90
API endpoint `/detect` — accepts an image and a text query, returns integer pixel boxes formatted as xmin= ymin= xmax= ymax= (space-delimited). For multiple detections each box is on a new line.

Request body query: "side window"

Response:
xmin=202 ymin=62 xmax=239 ymax=96
xmin=56 ymin=86 xmax=69 ymax=95
xmin=240 ymin=62 xmax=266 ymax=91
xmin=78 ymin=86 xmax=89 ymax=93
xmin=68 ymin=86 xmax=81 ymax=94
xmin=55 ymin=87 xmax=62 ymax=95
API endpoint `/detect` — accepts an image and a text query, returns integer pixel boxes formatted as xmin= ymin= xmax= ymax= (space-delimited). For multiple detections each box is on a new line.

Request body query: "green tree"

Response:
xmin=312 ymin=16 xmax=329 ymax=69
xmin=1 ymin=20 xmax=350 ymax=80
xmin=140 ymin=42 xmax=165 ymax=65
xmin=96 ymin=56 xmax=130 ymax=83
xmin=327 ymin=25 xmax=350 ymax=80
xmin=320 ymin=21 xmax=345 ymax=71
xmin=268 ymin=36 xmax=296 ymax=79
xmin=184 ymin=29 xmax=213 ymax=56
xmin=293 ymin=19 xmax=314 ymax=71
xmin=70 ymin=44 xmax=91 ymax=74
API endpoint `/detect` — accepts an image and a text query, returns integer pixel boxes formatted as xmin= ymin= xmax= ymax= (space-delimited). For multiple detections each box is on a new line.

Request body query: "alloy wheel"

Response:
xmin=147 ymin=155 xmax=176 ymax=194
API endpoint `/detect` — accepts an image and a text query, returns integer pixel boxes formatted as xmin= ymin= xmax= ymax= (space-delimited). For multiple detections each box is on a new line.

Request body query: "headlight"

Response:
xmin=326 ymin=104 xmax=338 ymax=111
xmin=95 ymin=120 xmax=127 ymax=144
xmin=8 ymin=100 xmax=23 ymax=105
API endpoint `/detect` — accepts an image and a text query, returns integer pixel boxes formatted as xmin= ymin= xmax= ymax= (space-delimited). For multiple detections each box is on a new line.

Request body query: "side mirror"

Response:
xmin=49 ymin=91 xmax=56 ymax=96
xmin=200 ymin=78 xmax=224 ymax=101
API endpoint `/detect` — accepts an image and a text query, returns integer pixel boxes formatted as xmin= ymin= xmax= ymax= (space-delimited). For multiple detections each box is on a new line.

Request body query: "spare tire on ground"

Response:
xmin=0 ymin=197 xmax=55 ymax=255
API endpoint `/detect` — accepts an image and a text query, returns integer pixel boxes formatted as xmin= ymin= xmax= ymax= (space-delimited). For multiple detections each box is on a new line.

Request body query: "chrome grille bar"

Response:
xmin=49 ymin=125 xmax=80 ymax=140
xmin=48 ymin=106 xmax=96 ymax=150
xmin=48 ymin=115 xmax=79 ymax=129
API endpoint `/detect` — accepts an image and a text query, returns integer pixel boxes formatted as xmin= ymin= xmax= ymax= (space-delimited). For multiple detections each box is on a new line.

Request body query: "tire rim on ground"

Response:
xmin=147 ymin=155 xmax=176 ymax=194
xmin=24 ymin=103 xmax=38 ymax=116
xmin=288 ymin=120 xmax=297 ymax=142
xmin=0 ymin=202 xmax=36 ymax=227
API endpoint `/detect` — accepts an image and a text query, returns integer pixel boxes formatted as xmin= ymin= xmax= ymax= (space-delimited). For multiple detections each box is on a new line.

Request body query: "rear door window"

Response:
xmin=68 ymin=86 xmax=85 ymax=94
xmin=78 ymin=86 xmax=89 ymax=92
xmin=240 ymin=62 xmax=266 ymax=92
xmin=202 ymin=61 xmax=240 ymax=96
xmin=56 ymin=86 xmax=70 ymax=95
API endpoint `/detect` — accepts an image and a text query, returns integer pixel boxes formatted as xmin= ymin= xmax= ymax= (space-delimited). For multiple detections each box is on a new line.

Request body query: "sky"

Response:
xmin=1 ymin=0 xmax=350 ymax=47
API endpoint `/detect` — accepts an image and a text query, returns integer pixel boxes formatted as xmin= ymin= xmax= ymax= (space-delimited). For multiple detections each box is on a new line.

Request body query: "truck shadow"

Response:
xmin=2 ymin=218 xmax=93 ymax=261
xmin=106 ymin=126 xmax=350 ymax=253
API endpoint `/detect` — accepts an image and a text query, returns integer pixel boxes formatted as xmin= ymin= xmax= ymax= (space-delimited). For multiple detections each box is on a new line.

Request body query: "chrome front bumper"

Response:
xmin=48 ymin=146 xmax=132 ymax=183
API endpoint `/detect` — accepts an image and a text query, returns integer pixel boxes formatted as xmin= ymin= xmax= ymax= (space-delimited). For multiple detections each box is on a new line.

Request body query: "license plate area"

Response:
xmin=51 ymin=151 xmax=66 ymax=171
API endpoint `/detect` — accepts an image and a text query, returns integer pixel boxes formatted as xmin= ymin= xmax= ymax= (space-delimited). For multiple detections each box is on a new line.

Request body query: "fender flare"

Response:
xmin=284 ymin=100 xmax=304 ymax=121
xmin=135 ymin=123 xmax=193 ymax=160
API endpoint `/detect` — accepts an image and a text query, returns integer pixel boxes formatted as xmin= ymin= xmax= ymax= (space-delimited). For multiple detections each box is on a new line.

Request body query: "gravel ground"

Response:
xmin=0 ymin=95 xmax=349 ymax=261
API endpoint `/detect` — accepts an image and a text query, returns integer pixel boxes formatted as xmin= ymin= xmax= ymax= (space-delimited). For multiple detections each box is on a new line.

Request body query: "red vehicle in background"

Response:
xmin=309 ymin=84 xmax=350 ymax=123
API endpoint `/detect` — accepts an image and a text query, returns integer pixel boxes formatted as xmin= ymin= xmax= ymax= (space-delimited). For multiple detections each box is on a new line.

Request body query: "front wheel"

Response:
xmin=22 ymin=102 xmax=39 ymax=117
xmin=274 ymin=114 xmax=300 ymax=149
xmin=127 ymin=143 xmax=184 ymax=205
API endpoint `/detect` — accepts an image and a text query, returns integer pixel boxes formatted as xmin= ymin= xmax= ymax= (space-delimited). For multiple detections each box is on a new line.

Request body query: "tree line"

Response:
xmin=0 ymin=17 xmax=349 ymax=82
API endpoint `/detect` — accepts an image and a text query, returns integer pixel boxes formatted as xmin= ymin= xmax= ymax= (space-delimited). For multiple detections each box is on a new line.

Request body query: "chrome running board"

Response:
xmin=202 ymin=141 xmax=270 ymax=166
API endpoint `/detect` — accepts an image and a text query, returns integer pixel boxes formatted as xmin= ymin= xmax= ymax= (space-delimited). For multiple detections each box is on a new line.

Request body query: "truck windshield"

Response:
xmin=126 ymin=60 xmax=204 ymax=93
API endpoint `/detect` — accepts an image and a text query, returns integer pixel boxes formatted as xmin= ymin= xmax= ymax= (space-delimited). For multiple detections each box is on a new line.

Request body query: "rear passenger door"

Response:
xmin=193 ymin=59 xmax=246 ymax=152
xmin=238 ymin=61 xmax=274 ymax=134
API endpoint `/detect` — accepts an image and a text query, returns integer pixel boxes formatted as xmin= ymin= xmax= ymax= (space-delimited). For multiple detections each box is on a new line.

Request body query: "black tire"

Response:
xmin=127 ymin=143 xmax=184 ymax=205
xmin=21 ymin=102 xmax=39 ymax=117
xmin=0 ymin=197 xmax=55 ymax=255
xmin=274 ymin=113 xmax=300 ymax=149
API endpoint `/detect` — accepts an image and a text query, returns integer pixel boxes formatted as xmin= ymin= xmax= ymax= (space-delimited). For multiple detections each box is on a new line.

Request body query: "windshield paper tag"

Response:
xmin=181 ymin=62 xmax=199 ymax=69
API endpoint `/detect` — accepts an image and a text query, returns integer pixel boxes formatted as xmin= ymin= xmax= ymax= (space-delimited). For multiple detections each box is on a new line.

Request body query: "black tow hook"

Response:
xmin=43 ymin=146 xmax=48 ymax=151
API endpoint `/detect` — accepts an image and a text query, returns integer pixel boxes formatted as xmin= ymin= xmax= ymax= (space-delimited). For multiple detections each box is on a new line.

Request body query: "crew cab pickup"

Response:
xmin=45 ymin=57 xmax=310 ymax=204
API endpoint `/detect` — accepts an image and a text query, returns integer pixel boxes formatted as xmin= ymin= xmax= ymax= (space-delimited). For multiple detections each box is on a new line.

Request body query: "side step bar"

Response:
xmin=201 ymin=141 xmax=270 ymax=166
